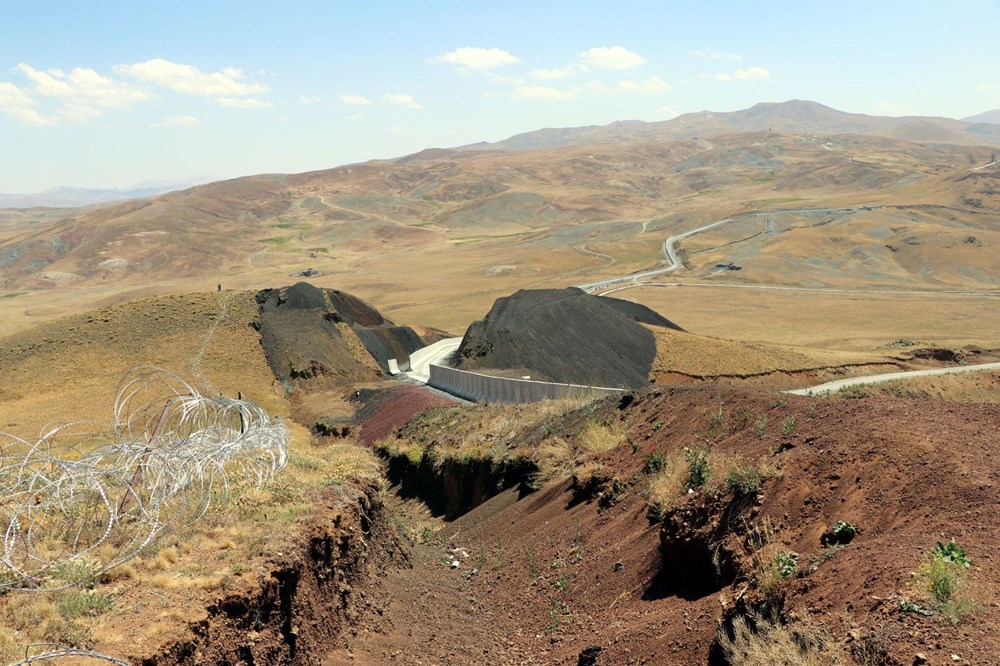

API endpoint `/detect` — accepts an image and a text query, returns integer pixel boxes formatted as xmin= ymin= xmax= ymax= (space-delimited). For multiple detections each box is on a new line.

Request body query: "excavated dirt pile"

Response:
xmin=255 ymin=282 xmax=426 ymax=387
xmin=456 ymin=287 xmax=684 ymax=388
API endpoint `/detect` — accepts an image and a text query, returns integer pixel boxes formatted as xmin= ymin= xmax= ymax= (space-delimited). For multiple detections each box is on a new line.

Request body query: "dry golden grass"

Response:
xmin=647 ymin=325 xmax=882 ymax=381
xmin=578 ymin=421 xmax=627 ymax=456
xmin=646 ymin=452 xmax=689 ymax=518
xmin=632 ymin=286 xmax=1000 ymax=352
xmin=0 ymin=419 xmax=382 ymax=658
xmin=0 ymin=290 xmax=286 ymax=435
xmin=717 ymin=613 xmax=851 ymax=666
xmin=0 ymin=290 xmax=384 ymax=660
xmin=529 ymin=437 xmax=575 ymax=488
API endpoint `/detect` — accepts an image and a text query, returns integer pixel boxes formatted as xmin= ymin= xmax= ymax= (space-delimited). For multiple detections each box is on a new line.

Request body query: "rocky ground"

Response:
xmin=339 ymin=383 xmax=1000 ymax=666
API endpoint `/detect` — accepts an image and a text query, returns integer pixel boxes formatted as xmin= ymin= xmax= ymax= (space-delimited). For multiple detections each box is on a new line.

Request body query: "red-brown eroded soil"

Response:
xmin=355 ymin=385 xmax=457 ymax=446
xmin=347 ymin=385 xmax=1000 ymax=665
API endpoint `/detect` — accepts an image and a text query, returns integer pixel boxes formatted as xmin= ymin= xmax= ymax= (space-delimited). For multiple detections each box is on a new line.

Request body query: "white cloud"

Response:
xmin=531 ymin=64 xmax=588 ymax=80
xmin=580 ymin=46 xmax=645 ymax=70
xmin=17 ymin=63 xmax=149 ymax=108
xmin=382 ymin=93 xmax=424 ymax=109
xmin=345 ymin=112 xmax=365 ymax=121
xmin=340 ymin=93 xmax=371 ymax=106
xmin=508 ymin=85 xmax=579 ymax=101
xmin=154 ymin=114 xmax=200 ymax=127
xmin=658 ymin=105 xmax=679 ymax=119
xmin=299 ymin=94 xmax=322 ymax=104
xmin=616 ymin=76 xmax=671 ymax=95
xmin=705 ymin=66 xmax=770 ymax=81
xmin=0 ymin=81 xmax=53 ymax=125
xmin=977 ymin=82 xmax=998 ymax=92
xmin=216 ymin=97 xmax=274 ymax=108
xmin=429 ymin=47 xmax=520 ymax=71
xmin=15 ymin=63 xmax=151 ymax=122
xmin=690 ymin=49 xmax=744 ymax=62
xmin=115 ymin=58 xmax=268 ymax=96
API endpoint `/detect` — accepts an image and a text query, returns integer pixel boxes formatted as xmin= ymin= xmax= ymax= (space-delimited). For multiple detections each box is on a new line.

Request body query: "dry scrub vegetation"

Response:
xmin=0 ymin=291 xmax=383 ymax=662
xmin=375 ymin=397 xmax=597 ymax=470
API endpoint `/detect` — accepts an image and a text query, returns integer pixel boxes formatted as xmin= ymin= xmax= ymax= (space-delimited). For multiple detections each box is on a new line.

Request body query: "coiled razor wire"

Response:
xmin=0 ymin=367 xmax=288 ymax=593
xmin=6 ymin=646 xmax=130 ymax=666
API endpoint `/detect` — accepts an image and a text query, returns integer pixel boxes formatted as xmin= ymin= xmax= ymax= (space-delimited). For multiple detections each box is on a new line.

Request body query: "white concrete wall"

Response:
xmin=429 ymin=364 xmax=623 ymax=403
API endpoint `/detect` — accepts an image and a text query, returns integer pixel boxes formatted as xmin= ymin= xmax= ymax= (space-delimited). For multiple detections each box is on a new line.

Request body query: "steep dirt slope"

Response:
xmin=255 ymin=282 xmax=426 ymax=389
xmin=355 ymin=385 xmax=999 ymax=665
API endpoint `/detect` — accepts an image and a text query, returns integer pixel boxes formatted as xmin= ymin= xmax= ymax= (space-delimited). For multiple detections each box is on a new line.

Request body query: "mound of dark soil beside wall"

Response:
xmin=456 ymin=287 xmax=683 ymax=388
xmin=255 ymin=282 xmax=426 ymax=388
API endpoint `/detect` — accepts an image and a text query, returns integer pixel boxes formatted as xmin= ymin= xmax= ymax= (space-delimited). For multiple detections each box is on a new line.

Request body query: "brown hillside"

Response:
xmin=355 ymin=384 xmax=1000 ymax=665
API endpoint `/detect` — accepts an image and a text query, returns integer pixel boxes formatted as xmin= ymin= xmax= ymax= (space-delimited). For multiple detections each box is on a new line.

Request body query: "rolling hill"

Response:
xmin=1 ymin=100 xmax=999 ymax=338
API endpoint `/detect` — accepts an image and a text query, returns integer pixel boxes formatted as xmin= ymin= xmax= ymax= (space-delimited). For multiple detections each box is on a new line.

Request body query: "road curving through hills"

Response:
xmin=787 ymin=362 xmax=1000 ymax=396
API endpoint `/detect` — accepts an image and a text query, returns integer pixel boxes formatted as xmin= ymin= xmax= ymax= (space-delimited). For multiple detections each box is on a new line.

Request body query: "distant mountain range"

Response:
xmin=447 ymin=100 xmax=1000 ymax=154
xmin=0 ymin=177 xmax=217 ymax=209
xmin=5 ymin=100 xmax=1000 ymax=210
xmin=963 ymin=109 xmax=1000 ymax=125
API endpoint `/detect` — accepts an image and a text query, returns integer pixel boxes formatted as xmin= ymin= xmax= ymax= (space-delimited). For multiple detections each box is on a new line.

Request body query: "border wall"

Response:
xmin=428 ymin=364 xmax=623 ymax=404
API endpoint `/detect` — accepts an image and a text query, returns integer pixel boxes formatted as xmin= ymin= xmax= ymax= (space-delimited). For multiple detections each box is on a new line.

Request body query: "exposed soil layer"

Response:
xmin=457 ymin=288 xmax=682 ymax=388
xmin=350 ymin=384 xmax=1000 ymax=665
xmin=323 ymin=535 xmax=530 ymax=665
xmin=352 ymin=384 xmax=457 ymax=446
xmin=134 ymin=482 xmax=406 ymax=666
xmin=255 ymin=282 xmax=427 ymax=387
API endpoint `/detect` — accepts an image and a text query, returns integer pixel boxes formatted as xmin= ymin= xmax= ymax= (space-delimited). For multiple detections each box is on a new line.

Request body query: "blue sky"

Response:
xmin=2 ymin=0 xmax=999 ymax=192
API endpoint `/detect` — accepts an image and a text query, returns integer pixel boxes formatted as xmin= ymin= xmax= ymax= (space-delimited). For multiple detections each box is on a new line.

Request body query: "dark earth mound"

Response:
xmin=456 ymin=288 xmax=683 ymax=388
xmin=255 ymin=282 xmax=426 ymax=387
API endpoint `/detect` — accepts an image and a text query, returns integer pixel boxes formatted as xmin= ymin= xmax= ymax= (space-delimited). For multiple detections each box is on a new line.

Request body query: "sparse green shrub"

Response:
xmin=652 ymin=420 xmax=664 ymax=431
xmin=733 ymin=408 xmax=753 ymax=430
xmin=755 ymin=414 xmax=768 ymax=438
xmin=597 ymin=478 xmax=628 ymax=512
xmin=932 ymin=539 xmax=972 ymax=567
xmin=808 ymin=545 xmax=844 ymax=573
xmin=775 ymin=551 xmax=799 ymax=579
xmin=685 ymin=446 xmax=712 ymax=489
xmin=781 ymin=415 xmax=797 ymax=437
xmin=831 ymin=521 xmax=856 ymax=540
xmin=915 ymin=539 xmax=978 ymax=624
xmin=724 ymin=466 xmax=764 ymax=497
xmin=645 ymin=452 xmax=669 ymax=474
xmin=707 ymin=403 xmax=725 ymax=438
xmin=822 ymin=520 xmax=857 ymax=546
xmin=752 ymin=541 xmax=798 ymax=603
xmin=58 ymin=592 xmax=114 ymax=620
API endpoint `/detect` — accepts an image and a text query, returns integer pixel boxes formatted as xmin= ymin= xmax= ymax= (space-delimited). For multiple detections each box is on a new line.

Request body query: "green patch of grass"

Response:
xmin=257 ymin=236 xmax=292 ymax=246
xmin=271 ymin=222 xmax=313 ymax=231
xmin=58 ymin=592 xmax=114 ymax=620
xmin=781 ymin=415 xmax=797 ymax=437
